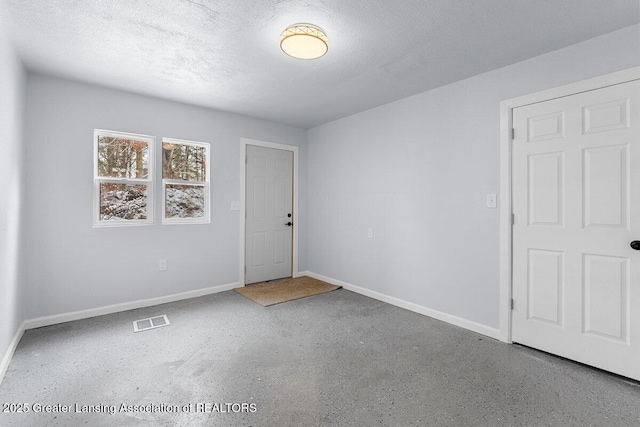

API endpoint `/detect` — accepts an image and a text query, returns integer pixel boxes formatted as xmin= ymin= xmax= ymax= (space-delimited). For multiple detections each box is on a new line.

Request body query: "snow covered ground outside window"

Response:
xmin=164 ymin=185 xmax=205 ymax=218
xmin=99 ymin=184 xmax=147 ymax=221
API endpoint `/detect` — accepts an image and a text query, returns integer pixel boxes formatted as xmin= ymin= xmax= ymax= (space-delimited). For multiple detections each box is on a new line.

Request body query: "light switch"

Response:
xmin=231 ymin=201 xmax=240 ymax=210
xmin=486 ymin=194 xmax=497 ymax=208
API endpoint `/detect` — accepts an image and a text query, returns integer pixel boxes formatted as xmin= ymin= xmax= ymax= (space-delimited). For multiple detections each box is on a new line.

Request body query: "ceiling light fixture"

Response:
xmin=280 ymin=23 xmax=328 ymax=60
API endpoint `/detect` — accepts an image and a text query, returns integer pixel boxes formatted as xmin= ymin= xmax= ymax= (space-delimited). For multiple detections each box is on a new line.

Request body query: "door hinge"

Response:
xmin=511 ymin=299 xmax=514 ymax=310
xmin=511 ymin=128 xmax=515 ymax=139
xmin=511 ymin=213 xmax=515 ymax=225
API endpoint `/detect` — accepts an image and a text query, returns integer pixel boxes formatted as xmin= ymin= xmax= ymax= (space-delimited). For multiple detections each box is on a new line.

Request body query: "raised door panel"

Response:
xmin=274 ymin=177 xmax=287 ymax=218
xmin=528 ymin=249 xmax=564 ymax=326
xmin=583 ymin=98 xmax=630 ymax=134
xmin=528 ymin=111 xmax=565 ymax=142
xmin=583 ymin=254 xmax=629 ymax=343
xmin=252 ymin=232 xmax=266 ymax=267
xmin=252 ymin=176 xmax=266 ymax=218
xmin=528 ymin=152 xmax=564 ymax=226
xmin=253 ymin=155 xmax=267 ymax=168
xmin=583 ymin=145 xmax=629 ymax=229
xmin=274 ymin=230 xmax=286 ymax=265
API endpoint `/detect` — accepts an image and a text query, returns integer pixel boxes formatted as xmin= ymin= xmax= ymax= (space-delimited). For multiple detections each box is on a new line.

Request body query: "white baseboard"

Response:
xmin=293 ymin=270 xmax=310 ymax=278
xmin=0 ymin=321 xmax=26 ymax=386
xmin=304 ymin=272 xmax=501 ymax=340
xmin=24 ymin=282 xmax=239 ymax=330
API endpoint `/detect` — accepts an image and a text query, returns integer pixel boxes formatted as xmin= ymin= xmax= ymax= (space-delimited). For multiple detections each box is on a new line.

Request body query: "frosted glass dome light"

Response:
xmin=280 ymin=23 xmax=328 ymax=60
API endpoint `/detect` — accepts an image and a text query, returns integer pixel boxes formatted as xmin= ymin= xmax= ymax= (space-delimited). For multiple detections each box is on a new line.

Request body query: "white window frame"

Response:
xmin=161 ymin=138 xmax=210 ymax=225
xmin=93 ymin=129 xmax=155 ymax=227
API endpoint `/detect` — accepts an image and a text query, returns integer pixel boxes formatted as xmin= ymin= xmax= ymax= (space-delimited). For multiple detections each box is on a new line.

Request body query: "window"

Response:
xmin=162 ymin=138 xmax=210 ymax=224
xmin=94 ymin=130 xmax=154 ymax=226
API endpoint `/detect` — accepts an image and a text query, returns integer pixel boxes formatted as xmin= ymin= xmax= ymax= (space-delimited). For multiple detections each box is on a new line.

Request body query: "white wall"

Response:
xmin=23 ymin=74 xmax=307 ymax=318
xmin=0 ymin=6 xmax=26 ymax=367
xmin=307 ymin=24 xmax=640 ymax=329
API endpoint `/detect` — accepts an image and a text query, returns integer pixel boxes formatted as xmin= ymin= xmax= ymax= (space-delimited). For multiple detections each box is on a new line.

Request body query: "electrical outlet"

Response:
xmin=367 ymin=228 xmax=374 ymax=238
xmin=231 ymin=201 xmax=240 ymax=210
xmin=486 ymin=194 xmax=497 ymax=208
xmin=159 ymin=259 xmax=167 ymax=271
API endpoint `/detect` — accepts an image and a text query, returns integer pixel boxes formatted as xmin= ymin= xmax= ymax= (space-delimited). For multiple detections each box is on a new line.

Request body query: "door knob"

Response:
xmin=631 ymin=241 xmax=640 ymax=250
xmin=285 ymin=222 xmax=292 ymax=227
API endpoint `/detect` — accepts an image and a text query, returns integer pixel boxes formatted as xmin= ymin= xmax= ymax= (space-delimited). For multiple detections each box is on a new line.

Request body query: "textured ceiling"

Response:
xmin=2 ymin=0 xmax=639 ymax=128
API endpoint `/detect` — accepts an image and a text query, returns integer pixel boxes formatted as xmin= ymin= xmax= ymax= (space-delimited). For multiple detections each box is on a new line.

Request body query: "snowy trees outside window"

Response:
xmin=93 ymin=131 xmax=209 ymax=226
xmin=162 ymin=139 xmax=210 ymax=224
xmin=93 ymin=130 xmax=155 ymax=226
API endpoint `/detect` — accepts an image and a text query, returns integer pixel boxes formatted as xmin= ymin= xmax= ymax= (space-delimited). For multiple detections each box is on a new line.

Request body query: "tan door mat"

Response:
xmin=235 ymin=276 xmax=341 ymax=306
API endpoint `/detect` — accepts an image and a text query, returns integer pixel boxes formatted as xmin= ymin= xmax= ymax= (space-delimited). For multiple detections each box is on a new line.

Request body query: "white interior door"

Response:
xmin=245 ymin=145 xmax=293 ymax=284
xmin=512 ymin=79 xmax=640 ymax=381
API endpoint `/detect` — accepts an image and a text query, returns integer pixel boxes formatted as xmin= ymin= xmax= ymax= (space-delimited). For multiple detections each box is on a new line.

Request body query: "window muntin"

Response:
xmin=94 ymin=130 xmax=154 ymax=226
xmin=162 ymin=138 xmax=210 ymax=224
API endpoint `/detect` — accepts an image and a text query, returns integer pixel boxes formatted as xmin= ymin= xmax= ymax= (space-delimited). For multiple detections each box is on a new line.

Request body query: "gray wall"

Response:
xmin=0 ymin=8 xmax=26 ymax=363
xmin=23 ymin=74 xmax=307 ymax=318
xmin=8 ymin=21 xmax=640 ymax=336
xmin=307 ymin=24 xmax=640 ymax=329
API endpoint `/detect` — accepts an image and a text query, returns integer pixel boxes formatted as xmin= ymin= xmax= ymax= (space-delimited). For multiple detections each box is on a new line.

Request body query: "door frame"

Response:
xmin=499 ymin=66 xmax=640 ymax=344
xmin=239 ymin=137 xmax=299 ymax=287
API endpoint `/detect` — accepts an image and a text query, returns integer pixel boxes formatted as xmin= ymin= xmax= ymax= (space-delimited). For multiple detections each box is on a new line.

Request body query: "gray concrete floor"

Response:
xmin=0 ymin=289 xmax=639 ymax=427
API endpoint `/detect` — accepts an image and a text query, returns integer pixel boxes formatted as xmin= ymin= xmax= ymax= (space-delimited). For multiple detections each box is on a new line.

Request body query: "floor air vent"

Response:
xmin=133 ymin=315 xmax=170 ymax=332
